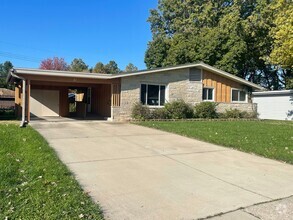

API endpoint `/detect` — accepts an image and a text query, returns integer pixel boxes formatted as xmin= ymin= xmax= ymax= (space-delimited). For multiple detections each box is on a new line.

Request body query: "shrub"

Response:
xmin=221 ymin=108 xmax=259 ymax=119
xmin=241 ymin=110 xmax=259 ymax=119
xmin=131 ymin=102 xmax=151 ymax=120
xmin=165 ymin=100 xmax=194 ymax=119
xmin=151 ymin=108 xmax=169 ymax=119
xmin=0 ymin=109 xmax=16 ymax=120
xmin=194 ymin=102 xmax=218 ymax=118
xmin=222 ymin=108 xmax=243 ymax=118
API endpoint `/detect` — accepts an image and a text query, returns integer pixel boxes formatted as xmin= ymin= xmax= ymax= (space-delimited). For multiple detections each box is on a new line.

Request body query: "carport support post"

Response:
xmin=27 ymin=80 xmax=31 ymax=122
xmin=20 ymin=79 xmax=26 ymax=127
xmin=111 ymin=84 xmax=114 ymax=120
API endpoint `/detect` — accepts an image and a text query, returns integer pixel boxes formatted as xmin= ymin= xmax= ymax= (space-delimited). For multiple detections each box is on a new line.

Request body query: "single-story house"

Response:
xmin=0 ymin=88 xmax=15 ymax=109
xmin=253 ymin=90 xmax=293 ymax=120
xmin=7 ymin=62 xmax=264 ymax=124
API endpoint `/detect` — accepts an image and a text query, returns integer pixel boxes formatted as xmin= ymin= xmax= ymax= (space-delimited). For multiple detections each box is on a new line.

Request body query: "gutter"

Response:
xmin=9 ymin=69 xmax=26 ymax=127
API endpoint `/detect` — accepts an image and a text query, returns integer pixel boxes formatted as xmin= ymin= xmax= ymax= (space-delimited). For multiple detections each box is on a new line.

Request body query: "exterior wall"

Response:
xmin=30 ymin=89 xmax=60 ymax=117
xmin=0 ymin=99 xmax=14 ymax=109
xmin=111 ymin=106 xmax=121 ymax=121
xmin=253 ymin=92 xmax=293 ymax=120
xmin=92 ymin=85 xmax=111 ymax=118
xmin=203 ymin=70 xmax=250 ymax=103
xmin=119 ymin=68 xmax=202 ymax=120
xmin=31 ymin=85 xmax=69 ymax=117
xmin=59 ymin=87 xmax=69 ymax=117
xmin=216 ymin=103 xmax=257 ymax=114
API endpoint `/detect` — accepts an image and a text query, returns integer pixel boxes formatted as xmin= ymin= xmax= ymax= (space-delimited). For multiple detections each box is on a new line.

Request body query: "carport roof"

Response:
xmin=8 ymin=62 xmax=264 ymax=90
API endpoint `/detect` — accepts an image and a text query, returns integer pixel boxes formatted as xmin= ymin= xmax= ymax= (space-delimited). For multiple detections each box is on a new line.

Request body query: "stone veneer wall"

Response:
xmin=117 ymin=68 xmax=202 ymax=120
xmin=216 ymin=103 xmax=257 ymax=113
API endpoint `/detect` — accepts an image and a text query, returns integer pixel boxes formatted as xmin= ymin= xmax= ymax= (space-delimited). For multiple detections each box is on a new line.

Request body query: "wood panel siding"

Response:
xmin=203 ymin=70 xmax=244 ymax=103
xmin=92 ymin=85 xmax=111 ymax=117
xmin=111 ymin=84 xmax=121 ymax=107
xmin=59 ymin=87 xmax=69 ymax=117
xmin=15 ymin=84 xmax=22 ymax=118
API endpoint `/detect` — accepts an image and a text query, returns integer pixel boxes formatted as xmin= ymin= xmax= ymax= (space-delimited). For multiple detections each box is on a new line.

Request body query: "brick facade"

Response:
xmin=216 ymin=103 xmax=257 ymax=114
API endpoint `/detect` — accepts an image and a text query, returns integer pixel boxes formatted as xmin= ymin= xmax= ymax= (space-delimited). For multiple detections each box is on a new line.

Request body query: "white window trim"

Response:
xmin=203 ymin=87 xmax=215 ymax=102
xmin=231 ymin=88 xmax=248 ymax=103
xmin=140 ymin=83 xmax=168 ymax=107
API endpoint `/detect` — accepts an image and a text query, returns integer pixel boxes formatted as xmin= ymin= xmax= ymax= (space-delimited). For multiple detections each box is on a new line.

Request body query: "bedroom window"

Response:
xmin=232 ymin=89 xmax=246 ymax=102
xmin=203 ymin=88 xmax=214 ymax=101
xmin=140 ymin=84 xmax=166 ymax=106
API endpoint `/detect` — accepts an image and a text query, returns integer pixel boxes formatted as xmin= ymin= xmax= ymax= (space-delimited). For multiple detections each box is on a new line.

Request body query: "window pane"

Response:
xmin=240 ymin=91 xmax=246 ymax=101
xmin=203 ymin=88 xmax=207 ymax=100
xmin=160 ymin=86 xmax=166 ymax=105
xmin=232 ymin=90 xmax=239 ymax=101
xmin=140 ymin=84 xmax=146 ymax=104
xmin=208 ymin=89 xmax=213 ymax=100
xmin=147 ymin=85 xmax=159 ymax=105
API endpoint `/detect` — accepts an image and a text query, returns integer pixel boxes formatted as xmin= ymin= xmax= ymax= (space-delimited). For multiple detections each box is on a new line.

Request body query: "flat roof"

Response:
xmin=8 ymin=62 xmax=264 ymax=90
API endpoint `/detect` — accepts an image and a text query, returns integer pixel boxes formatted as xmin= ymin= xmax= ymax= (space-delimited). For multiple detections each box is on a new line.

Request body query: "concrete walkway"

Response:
xmin=31 ymin=121 xmax=293 ymax=220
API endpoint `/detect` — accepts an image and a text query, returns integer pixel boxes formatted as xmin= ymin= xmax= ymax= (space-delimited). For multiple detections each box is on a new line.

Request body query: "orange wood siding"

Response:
xmin=202 ymin=70 xmax=244 ymax=103
xmin=15 ymin=84 xmax=22 ymax=118
xmin=92 ymin=85 xmax=111 ymax=117
xmin=111 ymin=84 xmax=121 ymax=107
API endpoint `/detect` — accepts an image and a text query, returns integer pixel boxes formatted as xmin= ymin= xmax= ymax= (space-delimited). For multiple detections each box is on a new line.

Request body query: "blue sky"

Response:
xmin=0 ymin=0 xmax=157 ymax=70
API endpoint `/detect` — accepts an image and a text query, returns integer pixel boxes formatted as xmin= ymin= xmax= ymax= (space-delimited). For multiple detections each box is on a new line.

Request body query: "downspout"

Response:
xmin=10 ymin=70 xmax=26 ymax=127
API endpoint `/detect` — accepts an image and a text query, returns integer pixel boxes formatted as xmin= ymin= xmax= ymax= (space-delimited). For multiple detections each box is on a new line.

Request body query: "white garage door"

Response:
xmin=253 ymin=92 xmax=293 ymax=120
xmin=30 ymin=89 xmax=60 ymax=117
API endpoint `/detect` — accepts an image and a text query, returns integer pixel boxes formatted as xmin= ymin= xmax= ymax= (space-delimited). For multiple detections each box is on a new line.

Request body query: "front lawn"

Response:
xmin=0 ymin=122 xmax=103 ymax=219
xmin=136 ymin=120 xmax=293 ymax=164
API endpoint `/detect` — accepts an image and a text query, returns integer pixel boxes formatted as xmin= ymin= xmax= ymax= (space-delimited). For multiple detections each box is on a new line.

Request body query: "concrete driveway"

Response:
xmin=31 ymin=121 xmax=293 ymax=220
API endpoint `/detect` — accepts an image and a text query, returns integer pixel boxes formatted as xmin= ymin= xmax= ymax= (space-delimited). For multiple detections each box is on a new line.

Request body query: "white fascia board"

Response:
xmin=14 ymin=68 xmax=111 ymax=79
xmin=12 ymin=62 xmax=265 ymax=91
xmin=253 ymin=90 xmax=293 ymax=96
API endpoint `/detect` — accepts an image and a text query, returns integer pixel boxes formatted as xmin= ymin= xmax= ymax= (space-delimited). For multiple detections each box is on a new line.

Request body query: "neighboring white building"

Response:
xmin=252 ymin=90 xmax=293 ymax=120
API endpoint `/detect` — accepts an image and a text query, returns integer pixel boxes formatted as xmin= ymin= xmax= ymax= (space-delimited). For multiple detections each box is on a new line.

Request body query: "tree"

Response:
xmin=125 ymin=63 xmax=138 ymax=72
xmin=93 ymin=61 xmax=121 ymax=74
xmin=70 ymin=58 xmax=88 ymax=72
xmin=269 ymin=0 xmax=293 ymax=69
xmin=145 ymin=37 xmax=170 ymax=69
xmin=0 ymin=61 xmax=13 ymax=89
xmin=145 ymin=0 xmax=293 ymax=89
xmin=269 ymin=0 xmax=293 ymax=89
xmin=104 ymin=61 xmax=120 ymax=74
xmin=93 ymin=62 xmax=106 ymax=74
xmin=40 ymin=57 xmax=69 ymax=71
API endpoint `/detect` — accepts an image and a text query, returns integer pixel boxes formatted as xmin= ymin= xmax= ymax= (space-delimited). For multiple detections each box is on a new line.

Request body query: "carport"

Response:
xmin=7 ymin=68 xmax=121 ymax=125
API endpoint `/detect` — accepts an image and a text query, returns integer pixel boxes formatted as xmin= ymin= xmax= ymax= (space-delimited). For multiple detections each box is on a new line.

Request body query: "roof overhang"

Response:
xmin=7 ymin=62 xmax=264 ymax=91
xmin=253 ymin=90 xmax=293 ymax=96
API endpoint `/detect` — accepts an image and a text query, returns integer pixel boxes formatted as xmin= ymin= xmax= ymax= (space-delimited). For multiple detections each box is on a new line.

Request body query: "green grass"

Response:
xmin=0 ymin=122 xmax=103 ymax=220
xmin=136 ymin=120 xmax=293 ymax=164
